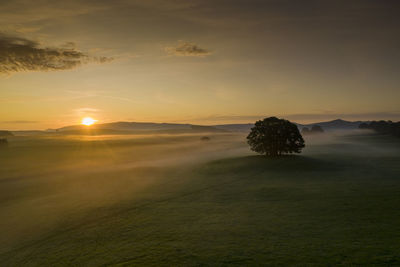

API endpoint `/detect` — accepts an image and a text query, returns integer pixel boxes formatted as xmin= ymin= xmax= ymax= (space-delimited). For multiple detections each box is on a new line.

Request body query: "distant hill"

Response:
xmin=215 ymin=119 xmax=363 ymax=132
xmin=214 ymin=124 xmax=254 ymax=132
xmin=300 ymin=119 xmax=363 ymax=131
xmin=58 ymin=122 xmax=192 ymax=132
xmin=8 ymin=119 xmax=367 ymax=136
xmin=0 ymin=130 xmax=14 ymax=137
xmin=55 ymin=122 xmax=226 ymax=135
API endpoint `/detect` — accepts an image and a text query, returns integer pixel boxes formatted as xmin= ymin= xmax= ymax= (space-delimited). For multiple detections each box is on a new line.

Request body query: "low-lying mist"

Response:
xmin=0 ymin=133 xmax=250 ymax=252
xmin=0 ymin=130 xmax=398 ymax=254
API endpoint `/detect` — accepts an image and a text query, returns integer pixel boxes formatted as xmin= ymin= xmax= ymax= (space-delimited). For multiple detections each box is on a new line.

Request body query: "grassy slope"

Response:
xmin=0 ymin=134 xmax=399 ymax=266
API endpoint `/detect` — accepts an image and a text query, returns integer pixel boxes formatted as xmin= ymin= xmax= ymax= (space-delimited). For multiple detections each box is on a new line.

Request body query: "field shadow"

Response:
xmin=200 ymin=154 xmax=351 ymax=176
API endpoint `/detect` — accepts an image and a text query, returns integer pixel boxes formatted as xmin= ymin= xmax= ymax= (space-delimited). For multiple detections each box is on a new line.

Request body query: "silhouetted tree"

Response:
xmin=247 ymin=117 xmax=305 ymax=156
xmin=311 ymin=125 xmax=324 ymax=133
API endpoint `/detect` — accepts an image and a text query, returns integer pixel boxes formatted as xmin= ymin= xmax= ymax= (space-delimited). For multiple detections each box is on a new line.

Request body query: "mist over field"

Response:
xmin=1 ymin=131 xmax=399 ymax=265
xmin=0 ymin=133 xmax=249 ymax=250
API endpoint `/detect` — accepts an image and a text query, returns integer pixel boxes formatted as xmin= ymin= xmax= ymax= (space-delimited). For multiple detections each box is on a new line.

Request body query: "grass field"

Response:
xmin=0 ymin=132 xmax=399 ymax=266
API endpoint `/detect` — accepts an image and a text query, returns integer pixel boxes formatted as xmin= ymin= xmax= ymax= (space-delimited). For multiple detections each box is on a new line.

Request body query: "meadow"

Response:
xmin=0 ymin=132 xmax=399 ymax=266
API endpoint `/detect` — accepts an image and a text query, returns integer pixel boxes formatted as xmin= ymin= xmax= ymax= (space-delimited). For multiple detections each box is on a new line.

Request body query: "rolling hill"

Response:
xmin=9 ymin=119 xmax=366 ymax=135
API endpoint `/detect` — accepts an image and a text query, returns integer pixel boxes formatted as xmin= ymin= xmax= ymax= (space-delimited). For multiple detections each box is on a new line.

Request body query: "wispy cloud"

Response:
xmin=165 ymin=41 xmax=212 ymax=57
xmin=73 ymin=107 xmax=100 ymax=116
xmin=0 ymin=34 xmax=112 ymax=74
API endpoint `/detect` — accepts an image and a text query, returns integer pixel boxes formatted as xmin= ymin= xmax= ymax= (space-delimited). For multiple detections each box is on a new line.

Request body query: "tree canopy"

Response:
xmin=247 ymin=117 xmax=305 ymax=156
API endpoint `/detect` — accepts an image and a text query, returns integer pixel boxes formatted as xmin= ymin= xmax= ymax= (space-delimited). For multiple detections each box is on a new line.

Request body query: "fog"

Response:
xmin=0 ymin=130 xmax=398 ymax=255
xmin=302 ymin=129 xmax=400 ymax=156
xmin=0 ymin=133 xmax=251 ymax=252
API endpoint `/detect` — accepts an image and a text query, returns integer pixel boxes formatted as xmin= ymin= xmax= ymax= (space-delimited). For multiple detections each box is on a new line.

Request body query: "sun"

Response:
xmin=81 ymin=117 xmax=97 ymax=126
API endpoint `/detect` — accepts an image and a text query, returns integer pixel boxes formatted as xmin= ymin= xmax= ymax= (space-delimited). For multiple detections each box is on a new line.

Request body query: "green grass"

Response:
xmin=0 ymin=133 xmax=399 ymax=266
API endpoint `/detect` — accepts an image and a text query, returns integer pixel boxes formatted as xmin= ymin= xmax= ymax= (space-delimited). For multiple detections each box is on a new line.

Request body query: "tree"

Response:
xmin=247 ymin=117 xmax=305 ymax=156
xmin=311 ymin=125 xmax=324 ymax=133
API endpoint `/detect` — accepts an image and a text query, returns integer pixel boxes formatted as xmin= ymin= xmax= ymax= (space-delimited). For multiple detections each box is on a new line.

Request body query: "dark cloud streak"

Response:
xmin=0 ymin=34 xmax=112 ymax=74
xmin=166 ymin=42 xmax=211 ymax=57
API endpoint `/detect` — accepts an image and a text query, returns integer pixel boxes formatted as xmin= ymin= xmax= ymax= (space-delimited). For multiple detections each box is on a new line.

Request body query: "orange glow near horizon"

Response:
xmin=81 ymin=117 xmax=97 ymax=126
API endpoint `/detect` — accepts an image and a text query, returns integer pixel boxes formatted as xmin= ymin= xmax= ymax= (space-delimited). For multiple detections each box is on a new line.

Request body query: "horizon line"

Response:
xmin=3 ymin=117 xmax=400 ymax=132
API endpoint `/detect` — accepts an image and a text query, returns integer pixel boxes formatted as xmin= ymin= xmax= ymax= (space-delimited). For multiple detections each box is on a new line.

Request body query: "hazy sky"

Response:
xmin=1 ymin=0 xmax=400 ymax=129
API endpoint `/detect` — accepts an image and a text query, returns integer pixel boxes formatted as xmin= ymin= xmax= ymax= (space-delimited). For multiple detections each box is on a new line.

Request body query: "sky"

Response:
xmin=1 ymin=0 xmax=400 ymax=130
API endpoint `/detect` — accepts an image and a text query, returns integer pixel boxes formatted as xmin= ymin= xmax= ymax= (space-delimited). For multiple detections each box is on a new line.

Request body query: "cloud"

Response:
xmin=73 ymin=107 xmax=100 ymax=115
xmin=165 ymin=41 xmax=212 ymax=57
xmin=0 ymin=34 xmax=112 ymax=74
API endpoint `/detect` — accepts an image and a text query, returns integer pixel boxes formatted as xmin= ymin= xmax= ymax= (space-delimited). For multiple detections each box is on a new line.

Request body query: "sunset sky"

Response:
xmin=1 ymin=0 xmax=400 ymax=130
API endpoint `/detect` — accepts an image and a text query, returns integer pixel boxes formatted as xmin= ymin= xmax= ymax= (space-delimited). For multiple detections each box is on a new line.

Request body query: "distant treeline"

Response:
xmin=359 ymin=121 xmax=400 ymax=137
xmin=0 ymin=138 xmax=8 ymax=147
xmin=301 ymin=125 xmax=324 ymax=135
xmin=0 ymin=130 xmax=13 ymax=137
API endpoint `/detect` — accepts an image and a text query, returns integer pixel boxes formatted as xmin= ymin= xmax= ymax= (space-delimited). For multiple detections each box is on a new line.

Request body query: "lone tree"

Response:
xmin=247 ymin=117 xmax=305 ymax=156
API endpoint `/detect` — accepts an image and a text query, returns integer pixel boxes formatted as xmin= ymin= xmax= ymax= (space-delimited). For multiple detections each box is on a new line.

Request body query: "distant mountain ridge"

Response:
xmin=297 ymin=119 xmax=364 ymax=131
xmin=57 ymin=119 xmax=364 ymax=133
xmin=57 ymin=122 xmax=193 ymax=132
xmin=215 ymin=119 xmax=364 ymax=132
xmin=11 ymin=119 xmax=366 ymax=135
xmin=55 ymin=122 xmax=226 ymax=135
